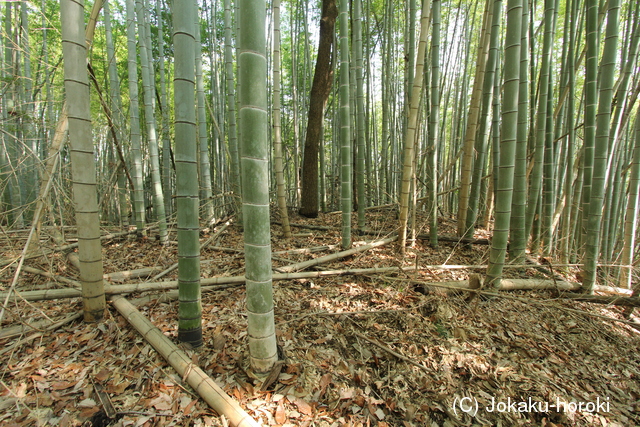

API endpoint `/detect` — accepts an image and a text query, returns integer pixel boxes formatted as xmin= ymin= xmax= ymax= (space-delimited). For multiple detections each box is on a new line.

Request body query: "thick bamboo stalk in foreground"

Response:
xmin=110 ymin=295 xmax=261 ymax=427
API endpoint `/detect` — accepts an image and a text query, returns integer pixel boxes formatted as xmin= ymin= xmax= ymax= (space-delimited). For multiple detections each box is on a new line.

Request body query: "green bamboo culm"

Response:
xmin=485 ymin=0 xmax=522 ymax=289
xmin=582 ymin=0 xmax=621 ymax=293
xmin=224 ymin=0 xmax=242 ymax=214
xmin=397 ymin=0 xmax=430 ymax=253
xmin=338 ymin=0 xmax=352 ymax=250
xmin=353 ymin=0 xmax=366 ymax=230
xmin=135 ymin=0 xmax=168 ymax=242
xmin=620 ymin=112 xmax=640 ymax=289
xmin=272 ymin=0 xmax=292 ymax=238
xmin=195 ymin=9 xmax=214 ymax=222
xmin=61 ymin=0 xmax=106 ymax=322
xmin=125 ymin=0 xmax=146 ymax=233
xmin=508 ymin=0 xmax=529 ymax=263
xmin=238 ymin=0 xmax=278 ymax=375
xmin=157 ymin=0 xmax=173 ymax=218
xmin=428 ymin=0 xmax=441 ymax=247
xmin=173 ymin=0 xmax=202 ymax=347
xmin=524 ymin=0 xmax=555 ymax=246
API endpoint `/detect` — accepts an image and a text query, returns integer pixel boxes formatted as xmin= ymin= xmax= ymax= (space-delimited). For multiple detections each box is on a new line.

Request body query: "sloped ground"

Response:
xmin=1 ymin=211 xmax=639 ymax=426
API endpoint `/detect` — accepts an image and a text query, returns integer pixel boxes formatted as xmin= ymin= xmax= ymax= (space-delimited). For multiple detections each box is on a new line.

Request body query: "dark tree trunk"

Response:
xmin=299 ymin=0 xmax=338 ymax=218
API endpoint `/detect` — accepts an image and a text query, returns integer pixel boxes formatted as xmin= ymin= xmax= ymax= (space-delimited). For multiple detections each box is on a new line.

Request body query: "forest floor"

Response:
xmin=1 ymin=209 xmax=639 ymax=427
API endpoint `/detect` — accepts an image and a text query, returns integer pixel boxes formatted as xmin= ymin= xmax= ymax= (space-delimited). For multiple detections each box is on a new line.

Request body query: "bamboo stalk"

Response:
xmin=110 ymin=296 xmax=261 ymax=427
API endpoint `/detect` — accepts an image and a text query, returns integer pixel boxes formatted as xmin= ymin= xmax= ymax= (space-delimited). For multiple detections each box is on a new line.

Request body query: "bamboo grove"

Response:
xmin=1 ymin=0 xmax=639 ymax=324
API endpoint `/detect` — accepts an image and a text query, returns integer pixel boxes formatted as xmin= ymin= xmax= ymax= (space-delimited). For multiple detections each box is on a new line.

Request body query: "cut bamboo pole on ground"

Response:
xmin=410 ymin=277 xmax=582 ymax=293
xmin=14 ymin=265 xmax=162 ymax=285
xmin=275 ymin=236 xmax=398 ymax=273
xmin=2 ymin=265 xmax=634 ymax=302
xmin=19 ymin=265 xmax=82 ymax=288
xmin=110 ymin=295 xmax=262 ymax=427
xmin=1 ymin=267 xmax=409 ymax=302
xmin=273 ymin=222 xmax=333 ymax=231
xmin=105 ymin=267 xmax=163 ymax=282
xmin=416 ymin=278 xmax=634 ymax=296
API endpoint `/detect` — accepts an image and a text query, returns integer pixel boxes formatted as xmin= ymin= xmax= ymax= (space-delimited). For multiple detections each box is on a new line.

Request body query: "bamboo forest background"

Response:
xmin=1 ymin=0 xmax=639 ymax=288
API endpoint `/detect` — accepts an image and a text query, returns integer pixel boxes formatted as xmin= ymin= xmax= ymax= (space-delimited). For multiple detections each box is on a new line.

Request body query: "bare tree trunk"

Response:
xmin=298 ymin=0 xmax=338 ymax=218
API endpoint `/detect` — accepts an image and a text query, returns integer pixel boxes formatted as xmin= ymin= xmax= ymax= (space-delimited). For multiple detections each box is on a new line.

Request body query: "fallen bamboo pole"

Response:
xmin=110 ymin=295 xmax=262 ymax=427
xmin=561 ymin=294 xmax=640 ymax=307
xmin=19 ymin=266 xmax=82 ymax=288
xmin=106 ymin=267 xmax=163 ymax=283
xmin=413 ymin=277 xmax=634 ymax=295
xmin=1 ymin=268 xmax=397 ymax=301
xmin=2 ymin=266 xmax=634 ymax=302
xmin=411 ymin=278 xmax=581 ymax=292
xmin=274 ymin=222 xmax=333 ymax=231
xmin=275 ymin=236 xmax=398 ymax=273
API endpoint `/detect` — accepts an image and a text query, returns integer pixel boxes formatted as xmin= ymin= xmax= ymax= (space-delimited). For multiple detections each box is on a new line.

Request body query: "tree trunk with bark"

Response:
xmin=299 ymin=0 xmax=337 ymax=218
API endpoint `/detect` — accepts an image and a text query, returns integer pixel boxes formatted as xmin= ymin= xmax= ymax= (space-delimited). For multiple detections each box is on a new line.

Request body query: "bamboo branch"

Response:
xmin=151 ymin=222 xmax=231 ymax=281
xmin=32 ymin=104 xmax=68 ymax=247
xmin=0 ymin=228 xmax=148 ymax=268
xmin=274 ymin=222 xmax=333 ymax=231
xmin=0 ymin=311 xmax=82 ymax=340
xmin=0 ymin=312 xmax=82 ymax=356
xmin=350 ymin=328 xmax=430 ymax=374
xmin=55 ymin=228 xmax=145 ymax=253
xmin=87 ymin=62 xmax=135 ymax=191
xmin=0 ymin=180 xmax=60 ymax=323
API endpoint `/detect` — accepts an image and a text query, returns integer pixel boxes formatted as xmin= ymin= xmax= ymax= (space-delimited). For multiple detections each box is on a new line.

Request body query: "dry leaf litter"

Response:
xmin=0 ymin=210 xmax=638 ymax=427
